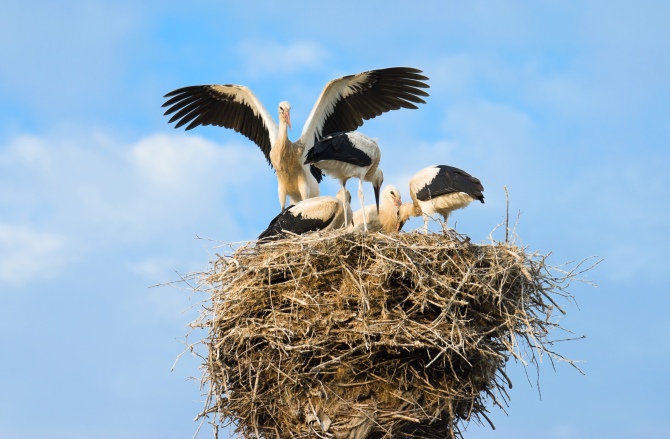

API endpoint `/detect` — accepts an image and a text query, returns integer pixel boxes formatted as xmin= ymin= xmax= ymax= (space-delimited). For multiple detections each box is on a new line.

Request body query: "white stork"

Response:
xmin=258 ymin=188 xmax=352 ymax=241
xmin=162 ymin=68 xmax=429 ymax=210
xmin=408 ymin=165 xmax=485 ymax=233
xmin=353 ymin=185 xmax=403 ymax=233
xmin=304 ymin=131 xmax=383 ymax=232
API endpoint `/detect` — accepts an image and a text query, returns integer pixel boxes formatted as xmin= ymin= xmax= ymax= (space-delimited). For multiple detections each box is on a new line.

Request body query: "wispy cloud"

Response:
xmin=0 ymin=224 xmax=67 ymax=286
xmin=238 ymin=40 xmax=329 ymax=77
xmin=0 ymin=134 xmax=52 ymax=169
xmin=0 ymin=131 xmax=271 ymax=285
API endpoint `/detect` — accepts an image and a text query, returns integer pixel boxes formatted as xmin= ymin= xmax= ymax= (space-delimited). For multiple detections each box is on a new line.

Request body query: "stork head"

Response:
xmin=278 ymin=101 xmax=292 ymax=129
xmin=372 ymin=169 xmax=384 ymax=214
xmin=383 ymin=185 xmax=403 ymax=208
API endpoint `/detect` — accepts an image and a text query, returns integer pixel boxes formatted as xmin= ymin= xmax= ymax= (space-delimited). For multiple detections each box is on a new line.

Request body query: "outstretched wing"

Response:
xmin=162 ymin=84 xmax=278 ymax=167
xmin=299 ymin=67 xmax=430 ymax=150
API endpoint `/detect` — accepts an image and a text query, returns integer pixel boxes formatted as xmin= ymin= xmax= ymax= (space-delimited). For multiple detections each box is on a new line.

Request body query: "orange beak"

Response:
xmin=285 ymin=109 xmax=292 ymax=129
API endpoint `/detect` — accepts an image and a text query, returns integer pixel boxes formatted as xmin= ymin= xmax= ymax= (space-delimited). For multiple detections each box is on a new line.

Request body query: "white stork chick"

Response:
xmin=258 ymin=188 xmax=352 ymax=241
xmin=304 ymin=131 xmax=383 ymax=232
xmin=353 ymin=185 xmax=403 ymax=233
xmin=409 ymin=165 xmax=484 ymax=233
xmin=162 ymin=68 xmax=429 ymax=210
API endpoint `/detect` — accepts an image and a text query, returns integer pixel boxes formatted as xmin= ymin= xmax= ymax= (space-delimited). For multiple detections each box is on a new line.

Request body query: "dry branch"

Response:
xmin=187 ymin=229 xmax=589 ymax=439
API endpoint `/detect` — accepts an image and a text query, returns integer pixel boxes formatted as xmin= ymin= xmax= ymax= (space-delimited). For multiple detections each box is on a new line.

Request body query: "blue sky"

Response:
xmin=1 ymin=1 xmax=669 ymax=438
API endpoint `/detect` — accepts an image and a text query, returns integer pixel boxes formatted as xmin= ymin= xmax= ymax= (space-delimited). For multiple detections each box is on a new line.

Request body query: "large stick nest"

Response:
xmin=189 ymin=230 xmax=586 ymax=439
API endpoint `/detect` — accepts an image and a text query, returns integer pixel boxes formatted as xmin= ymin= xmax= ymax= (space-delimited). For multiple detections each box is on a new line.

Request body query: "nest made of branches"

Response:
xmin=188 ymin=230 xmax=587 ymax=439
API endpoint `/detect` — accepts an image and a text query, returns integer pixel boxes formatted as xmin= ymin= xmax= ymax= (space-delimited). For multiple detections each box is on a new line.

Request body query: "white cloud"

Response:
xmin=0 ymin=224 xmax=68 ymax=285
xmin=130 ymin=133 xmax=255 ymax=193
xmin=238 ymin=40 xmax=329 ymax=77
xmin=0 ymin=131 xmax=274 ymax=286
xmin=0 ymin=135 xmax=52 ymax=169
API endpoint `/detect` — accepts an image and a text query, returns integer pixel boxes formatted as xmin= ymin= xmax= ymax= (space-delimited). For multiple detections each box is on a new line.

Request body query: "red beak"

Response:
xmin=285 ymin=110 xmax=292 ymax=129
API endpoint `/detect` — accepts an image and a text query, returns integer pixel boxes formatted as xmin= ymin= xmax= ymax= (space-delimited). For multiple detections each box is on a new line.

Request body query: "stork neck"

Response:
xmin=274 ymin=122 xmax=290 ymax=153
xmin=270 ymin=121 xmax=299 ymax=172
xmin=379 ymin=204 xmax=398 ymax=232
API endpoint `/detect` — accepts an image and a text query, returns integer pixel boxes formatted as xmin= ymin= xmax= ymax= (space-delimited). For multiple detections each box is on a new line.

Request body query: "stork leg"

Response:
xmin=442 ymin=215 xmax=449 ymax=232
xmin=441 ymin=214 xmax=458 ymax=240
xmin=298 ymin=174 xmax=309 ymax=202
xmin=358 ymin=178 xmax=368 ymax=232
xmin=422 ymin=214 xmax=429 ymax=234
xmin=339 ymin=180 xmax=350 ymax=229
xmin=278 ymin=183 xmax=288 ymax=210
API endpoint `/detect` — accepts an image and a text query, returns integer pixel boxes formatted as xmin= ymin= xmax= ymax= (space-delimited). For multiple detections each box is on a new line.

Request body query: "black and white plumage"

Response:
xmin=353 ymin=185 xmax=403 ymax=233
xmin=305 ymin=131 xmax=383 ymax=232
xmin=408 ymin=165 xmax=485 ymax=233
xmin=258 ymin=189 xmax=352 ymax=241
xmin=162 ymin=68 xmax=429 ymax=210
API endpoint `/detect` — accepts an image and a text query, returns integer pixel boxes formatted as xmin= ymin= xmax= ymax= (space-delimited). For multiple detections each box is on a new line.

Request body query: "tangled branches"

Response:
xmin=188 ymin=230 xmax=589 ymax=438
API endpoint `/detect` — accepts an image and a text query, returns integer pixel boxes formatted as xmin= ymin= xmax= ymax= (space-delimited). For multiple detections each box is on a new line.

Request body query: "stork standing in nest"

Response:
xmin=162 ymin=68 xmax=429 ymax=210
xmin=305 ymin=131 xmax=383 ymax=231
xmin=407 ymin=165 xmax=485 ymax=233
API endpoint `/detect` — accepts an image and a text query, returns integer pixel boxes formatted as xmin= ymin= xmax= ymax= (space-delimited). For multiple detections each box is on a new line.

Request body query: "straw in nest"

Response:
xmin=185 ymin=229 xmax=591 ymax=439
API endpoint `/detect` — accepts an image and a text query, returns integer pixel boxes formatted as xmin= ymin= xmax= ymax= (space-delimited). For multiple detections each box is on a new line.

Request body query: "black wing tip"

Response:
xmin=379 ymin=66 xmax=424 ymax=73
xmin=163 ymin=85 xmax=204 ymax=98
xmin=304 ymin=147 xmax=315 ymax=164
xmin=310 ymin=164 xmax=324 ymax=183
xmin=374 ymin=67 xmax=430 ymax=83
xmin=163 ymin=89 xmax=180 ymax=98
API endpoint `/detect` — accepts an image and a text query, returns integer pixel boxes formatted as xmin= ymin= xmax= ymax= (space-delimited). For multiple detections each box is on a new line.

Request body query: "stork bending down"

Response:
xmin=408 ymin=165 xmax=484 ymax=233
xmin=162 ymin=68 xmax=429 ymax=210
xmin=353 ymin=185 xmax=403 ymax=233
xmin=305 ymin=131 xmax=383 ymax=232
xmin=258 ymin=188 xmax=352 ymax=241
xmin=398 ymin=202 xmax=416 ymax=231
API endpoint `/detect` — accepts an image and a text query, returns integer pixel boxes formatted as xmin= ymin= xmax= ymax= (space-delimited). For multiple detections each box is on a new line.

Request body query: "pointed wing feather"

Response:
xmin=162 ymin=85 xmax=278 ymax=167
xmin=299 ymin=67 xmax=430 ymax=150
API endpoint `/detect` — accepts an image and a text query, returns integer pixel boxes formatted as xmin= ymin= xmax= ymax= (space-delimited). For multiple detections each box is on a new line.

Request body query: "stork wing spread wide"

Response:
xmin=300 ymin=67 xmax=430 ymax=148
xmin=162 ymin=85 xmax=277 ymax=167
xmin=162 ymin=68 xmax=429 ymax=169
